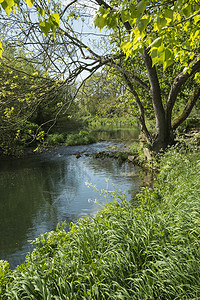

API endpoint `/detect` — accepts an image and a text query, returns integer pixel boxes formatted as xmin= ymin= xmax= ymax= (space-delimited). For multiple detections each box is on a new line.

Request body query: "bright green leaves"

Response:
xmin=0 ymin=0 xmax=16 ymax=15
xmin=149 ymin=37 xmax=174 ymax=70
xmin=37 ymin=5 xmax=45 ymax=16
xmin=94 ymin=0 xmax=200 ymax=71
xmin=0 ymin=0 xmax=35 ymax=15
xmin=0 ymin=0 xmax=59 ymax=36
xmin=164 ymin=9 xmax=173 ymax=22
xmin=182 ymin=4 xmax=192 ymax=17
xmin=39 ymin=13 xmax=60 ymax=36
xmin=94 ymin=7 xmax=117 ymax=31
xmin=26 ymin=0 xmax=34 ymax=8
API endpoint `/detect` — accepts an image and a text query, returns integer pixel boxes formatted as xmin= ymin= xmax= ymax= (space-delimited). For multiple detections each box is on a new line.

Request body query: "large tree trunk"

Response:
xmin=142 ymin=48 xmax=174 ymax=152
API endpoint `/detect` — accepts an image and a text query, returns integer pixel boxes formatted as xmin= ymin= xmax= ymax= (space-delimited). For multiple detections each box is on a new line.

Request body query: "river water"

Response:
xmin=0 ymin=142 xmax=141 ymax=269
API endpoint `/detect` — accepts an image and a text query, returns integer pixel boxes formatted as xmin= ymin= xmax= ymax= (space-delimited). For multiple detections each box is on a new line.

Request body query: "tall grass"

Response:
xmin=1 ymin=148 xmax=200 ymax=299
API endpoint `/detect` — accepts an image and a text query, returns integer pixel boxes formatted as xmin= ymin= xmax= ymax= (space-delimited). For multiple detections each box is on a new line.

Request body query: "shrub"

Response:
xmin=46 ymin=133 xmax=65 ymax=145
xmin=65 ymin=131 xmax=96 ymax=146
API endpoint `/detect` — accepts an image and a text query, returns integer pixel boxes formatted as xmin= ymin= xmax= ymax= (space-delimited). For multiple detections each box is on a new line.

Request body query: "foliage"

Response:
xmin=0 ymin=260 xmax=10 ymax=296
xmin=0 ymin=46 xmax=75 ymax=155
xmin=77 ymin=72 xmax=130 ymax=118
xmin=0 ymin=0 xmax=59 ymax=38
xmin=1 ymin=0 xmax=200 ymax=151
xmin=65 ymin=130 xmax=97 ymax=146
xmin=1 ymin=147 xmax=200 ymax=299
xmin=46 ymin=133 xmax=65 ymax=145
xmin=94 ymin=0 xmax=200 ymax=72
xmin=85 ymin=116 xmax=138 ymax=129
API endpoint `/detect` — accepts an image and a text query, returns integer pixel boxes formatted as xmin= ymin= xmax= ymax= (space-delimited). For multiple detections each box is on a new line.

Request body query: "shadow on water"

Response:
xmin=0 ymin=141 xmax=141 ymax=269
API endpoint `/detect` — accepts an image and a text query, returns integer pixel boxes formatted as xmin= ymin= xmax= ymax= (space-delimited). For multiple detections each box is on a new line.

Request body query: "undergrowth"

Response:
xmin=65 ymin=131 xmax=96 ymax=146
xmin=1 ymin=147 xmax=200 ymax=299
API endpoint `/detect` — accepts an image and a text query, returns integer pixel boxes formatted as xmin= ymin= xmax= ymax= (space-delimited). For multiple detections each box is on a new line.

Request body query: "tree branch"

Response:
xmin=166 ymin=57 xmax=200 ymax=124
xmin=172 ymin=86 xmax=200 ymax=130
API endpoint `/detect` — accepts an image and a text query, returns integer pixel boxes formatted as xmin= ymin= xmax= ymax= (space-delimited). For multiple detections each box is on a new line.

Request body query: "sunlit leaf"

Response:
xmin=39 ymin=21 xmax=51 ymax=36
xmin=0 ymin=41 xmax=3 ymax=57
xmin=26 ymin=0 xmax=34 ymax=8
xmin=49 ymin=13 xmax=59 ymax=26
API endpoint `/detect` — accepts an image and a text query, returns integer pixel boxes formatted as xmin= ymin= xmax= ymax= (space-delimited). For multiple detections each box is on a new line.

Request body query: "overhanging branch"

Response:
xmin=172 ymin=86 xmax=200 ymax=130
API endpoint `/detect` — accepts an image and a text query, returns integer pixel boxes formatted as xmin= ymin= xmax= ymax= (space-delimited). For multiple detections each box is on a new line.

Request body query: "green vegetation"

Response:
xmin=1 ymin=1 xmax=200 ymax=152
xmin=65 ymin=131 xmax=97 ymax=146
xmin=46 ymin=133 xmax=66 ymax=146
xmin=1 ymin=146 xmax=200 ymax=299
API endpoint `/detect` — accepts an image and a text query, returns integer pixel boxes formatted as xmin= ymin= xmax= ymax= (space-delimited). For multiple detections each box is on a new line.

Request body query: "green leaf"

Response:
xmin=94 ymin=14 xmax=107 ymax=31
xmin=1 ymin=0 xmax=13 ymax=15
xmin=26 ymin=0 xmax=34 ymax=8
xmin=129 ymin=4 xmax=139 ymax=18
xmin=182 ymin=4 xmax=191 ymax=17
xmin=121 ymin=10 xmax=131 ymax=23
xmin=164 ymin=9 xmax=173 ymax=21
xmin=164 ymin=48 xmax=172 ymax=60
xmin=39 ymin=21 xmax=51 ymax=36
xmin=149 ymin=37 xmax=162 ymax=49
xmin=37 ymin=5 xmax=45 ymax=16
xmin=137 ymin=17 xmax=149 ymax=33
xmin=49 ymin=13 xmax=59 ymax=26
xmin=5 ymin=0 xmax=14 ymax=6
xmin=157 ymin=17 xmax=167 ymax=30
xmin=136 ymin=1 xmax=147 ymax=14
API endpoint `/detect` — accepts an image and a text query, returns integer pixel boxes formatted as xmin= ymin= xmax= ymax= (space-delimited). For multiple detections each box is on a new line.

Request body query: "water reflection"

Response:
xmin=94 ymin=127 xmax=139 ymax=141
xmin=0 ymin=143 xmax=140 ymax=268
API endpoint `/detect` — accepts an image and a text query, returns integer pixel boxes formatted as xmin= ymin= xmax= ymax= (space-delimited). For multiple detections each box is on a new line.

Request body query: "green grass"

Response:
xmin=1 ymin=147 xmax=200 ymax=299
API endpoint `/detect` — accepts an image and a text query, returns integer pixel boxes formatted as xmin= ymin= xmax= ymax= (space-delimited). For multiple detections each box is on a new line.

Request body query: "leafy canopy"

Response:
xmin=94 ymin=0 xmax=200 ymax=71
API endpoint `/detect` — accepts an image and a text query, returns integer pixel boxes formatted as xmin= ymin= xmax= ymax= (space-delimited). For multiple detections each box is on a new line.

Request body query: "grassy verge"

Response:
xmin=1 ymin=147 xmax=200 ymax=299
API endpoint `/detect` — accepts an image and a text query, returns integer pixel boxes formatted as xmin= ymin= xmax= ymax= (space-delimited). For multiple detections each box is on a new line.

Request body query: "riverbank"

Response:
xmin=1 ymin=145 xmax=200 ymax=299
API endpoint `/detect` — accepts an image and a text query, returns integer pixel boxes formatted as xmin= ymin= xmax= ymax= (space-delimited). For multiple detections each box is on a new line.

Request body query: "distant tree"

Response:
xmin=77 ymin=72 xmax=129 ymax=117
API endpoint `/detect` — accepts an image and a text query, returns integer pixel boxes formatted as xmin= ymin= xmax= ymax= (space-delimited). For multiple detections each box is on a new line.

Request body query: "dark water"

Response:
xmin=0 ymin=142 xmax=140 ymax=269
xmin=94 ymin=127 xmax=139 ymax=141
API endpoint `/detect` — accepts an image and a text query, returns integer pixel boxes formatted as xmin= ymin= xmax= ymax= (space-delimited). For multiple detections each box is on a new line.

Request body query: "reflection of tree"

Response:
xmin=97 ymin=129 xmax=139 ymax=141
xmin=0 ymin=158 xmax=47 ymax=261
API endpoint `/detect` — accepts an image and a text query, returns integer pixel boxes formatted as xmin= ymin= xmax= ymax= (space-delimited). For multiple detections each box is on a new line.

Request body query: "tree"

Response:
xmin=0 ymin=46 xmax=74 ymax=155
xmin=77 ymin=72 xmax=128 ymax=117
xmin=1 ymin=0 xmax=200 ymax=152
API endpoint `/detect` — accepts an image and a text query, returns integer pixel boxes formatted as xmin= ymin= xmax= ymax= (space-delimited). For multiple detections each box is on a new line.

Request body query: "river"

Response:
xmin=0 ymin=141 xmax=141 ymax=269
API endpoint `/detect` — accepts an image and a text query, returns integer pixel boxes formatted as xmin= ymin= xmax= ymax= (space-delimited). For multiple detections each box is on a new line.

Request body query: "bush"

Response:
xmin=46 ymin=133 xmax=65 ymax=145
xmin=65 ymin=131 xmax=96 ymax=146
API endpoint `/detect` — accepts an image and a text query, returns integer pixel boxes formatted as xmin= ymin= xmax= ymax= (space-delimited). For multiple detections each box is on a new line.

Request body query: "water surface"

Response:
xmin=0 ymin=142 xmax=140 ymax=268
